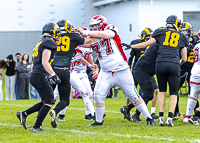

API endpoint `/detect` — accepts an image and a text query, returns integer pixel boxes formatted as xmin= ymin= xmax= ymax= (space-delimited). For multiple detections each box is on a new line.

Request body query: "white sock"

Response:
xmin=95 ymin=106 xmax=105 ymax=123
xmin=185 ymin=98 xmax=197 ymax=116
xmin=59 ymin=106 xmax=68 ymax=115
xmin=151 ymin=107 xmax=156 ymax=114
xmin=135 ymin=101 xmax=151 ymax=119
xmin=82 ymin=96 xmax=95 ymax=116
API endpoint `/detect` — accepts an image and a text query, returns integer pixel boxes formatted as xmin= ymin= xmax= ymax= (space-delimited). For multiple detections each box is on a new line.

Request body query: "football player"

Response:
xmin=120 ymin=28 xmax=159 ymax=122
xmin=56 ymin=30 xmax=97 ymax=121
xmin=16 ymin=22 xmax=61 ymax=132
xmin=122 ymin=15 xmax=188 ymax=127
xmin=49 ymin=20 xmax=96 ymax=128
xmin=183 ymin=30 xmax=200 ymax=125
xmin=74 ymin=15 xmax=156 ymax=126
xmin=173 ymin=22 xmax=199 ymax=121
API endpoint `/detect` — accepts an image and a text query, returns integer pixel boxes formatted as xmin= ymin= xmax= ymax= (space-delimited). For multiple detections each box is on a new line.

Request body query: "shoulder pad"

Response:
xmin=42 ymin=39 xmax=57 ymax=50
xmin=130 ymin=39 xmax=142 ymax=45
xmin=104 ymin=24 xmax=118 ymax=33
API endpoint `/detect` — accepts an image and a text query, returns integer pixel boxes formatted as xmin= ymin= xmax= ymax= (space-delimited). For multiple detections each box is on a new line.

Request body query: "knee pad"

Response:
xmin=94 ymin=94 xmax=104 ymax=104
xmin=129 ymin=95 xmax=140 ymax=104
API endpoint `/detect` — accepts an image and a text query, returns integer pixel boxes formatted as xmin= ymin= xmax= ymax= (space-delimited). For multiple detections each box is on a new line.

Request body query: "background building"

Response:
xmin=0 ymin=0 xmax=200 ymax=59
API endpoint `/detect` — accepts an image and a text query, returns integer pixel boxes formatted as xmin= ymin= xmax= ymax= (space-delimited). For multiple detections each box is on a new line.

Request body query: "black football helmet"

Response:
xmin=57 ymin=19 xmax=73 ymax=33
xmin=181 ymin=22 xmax=193 ymax=37
xmin=42 ymin=22 xmax=61 ymax=41
xmin=166 ymin=15 xmax=181 ymax=31
xmin=140 ymin=28 xmax=153 ymax=41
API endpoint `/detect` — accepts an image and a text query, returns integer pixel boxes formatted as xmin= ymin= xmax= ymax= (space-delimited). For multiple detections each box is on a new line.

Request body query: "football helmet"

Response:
xmin=181 ymin=22 xmax=193 ymax=37
xmin=198 ymin=29 xmax=200 ymax=40
xmin=89 ymin=15 xmax=108 ymax=31
xmin=57 ymin=19 xmax=73 ymax=33
xmin=140 ymin=28 xmax=153 ymax=41
xmin=42 ymin=22 xmax=61 ymax=41
xmin=166 ymin=15 xmax=181 ymax=31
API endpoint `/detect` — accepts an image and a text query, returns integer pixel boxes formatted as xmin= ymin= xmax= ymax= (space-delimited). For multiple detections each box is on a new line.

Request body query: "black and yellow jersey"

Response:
xmin=128 ymin=39 xmax=146 ymax=69
xmin=152 ymin=28 xmax=189 ymax=64
xmin=181 ymin=37 xmax=198 ymax=71
xmin=134 ymin=43 xmax=159 ymax=76
xmin=32 ymin=38 xmax=57 ymax=75
xmin=51 ymin=32 xmax=85 ymax=68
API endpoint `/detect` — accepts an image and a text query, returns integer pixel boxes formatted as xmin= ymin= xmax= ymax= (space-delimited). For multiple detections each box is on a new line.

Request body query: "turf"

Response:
xmin=0 ymin=96 xmax=199 ymax=143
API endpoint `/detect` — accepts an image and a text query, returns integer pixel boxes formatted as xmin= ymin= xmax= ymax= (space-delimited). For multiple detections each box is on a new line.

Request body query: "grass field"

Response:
xmin=0 ymin=96 xmax=199 ymax=143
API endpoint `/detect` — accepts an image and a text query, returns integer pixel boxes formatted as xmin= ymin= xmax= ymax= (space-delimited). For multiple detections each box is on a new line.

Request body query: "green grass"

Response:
xmin=0 ymin=96 xmax=199 ymax=143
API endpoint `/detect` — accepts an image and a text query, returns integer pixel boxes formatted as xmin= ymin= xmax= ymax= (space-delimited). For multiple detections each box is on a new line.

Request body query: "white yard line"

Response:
xmin=0 ymin=122 xmax=199 ymax=142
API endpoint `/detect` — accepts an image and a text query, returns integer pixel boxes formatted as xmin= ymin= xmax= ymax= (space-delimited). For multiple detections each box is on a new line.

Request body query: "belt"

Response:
xmin=53 ymin=67 xmax=69 ymax=70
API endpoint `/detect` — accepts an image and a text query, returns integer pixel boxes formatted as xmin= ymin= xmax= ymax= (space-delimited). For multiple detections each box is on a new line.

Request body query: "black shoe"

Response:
xmin=87 ymin=121 xmax=104 ymax=126
xmin=30 ymin=127 xmax=46 ymax=133
xmin=103 ymin=113 xmax=106 ymax=118
xmin=120 ymin=106 xmax=132 ymax=121
xmin=151 ymin=113 xmax=159 ymax=119
xmin=188 ymin=115 xmax=199 ymax=125
xmin=132 ymin=114 xmax=144 ymax=123
xmin=57 ymin=115 xmax=65 ymax=121
xmin=172 ymin=111 xmax=181 ymax=121
xmin=49 ymin=110 xmax=57 ymax=128
xmin=84 ymin=114 xmax=95 ymax=120
xmin=16 ymin=111 xmax=27 ymax=130
xmin=146 ymin=117 xmax=156 ymax=126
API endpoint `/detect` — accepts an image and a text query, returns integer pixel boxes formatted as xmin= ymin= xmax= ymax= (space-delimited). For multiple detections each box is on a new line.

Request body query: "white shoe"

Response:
xmin=183 ymin=114 xmax=191 ymax=123
xmin=158 ymin=117 xmax=165 ymax=126
xmin=165 ymin=118 xmax=174 ymax=127
xmin=49 ymin=110 xmax=57 ymax=128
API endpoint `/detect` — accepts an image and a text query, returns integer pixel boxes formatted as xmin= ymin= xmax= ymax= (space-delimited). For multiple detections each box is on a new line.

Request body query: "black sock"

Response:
xmin=33 ymin=105 xmax=51 ymax=128
xmin=195 ymin=111 xmax=200 ymax=117
xmin=53 ymin=101 xmax=67 ymax=114
xmin=159 ymin=112 xmax=164 ymax=117
xmin=23 ymin=102 xmax=44 ymax=117
xmin=168 ymin=112 xmax=173 ymax=118
xmin=127 ymin=103 xmax=134 ymax=112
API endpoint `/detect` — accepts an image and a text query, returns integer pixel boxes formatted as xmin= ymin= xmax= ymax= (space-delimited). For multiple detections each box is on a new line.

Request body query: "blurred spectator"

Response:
xmin=18 ymin=53 xmax=31 ymax=99
xmin=29 ymin=56 xmax=41 ymax=100
xmin=15 ymin=53 xmax=21 ymax=100
xmin=0 ymin=59 xmax=6 ymax=101
xmin=5 ymin=54 xmax=16 ymax=100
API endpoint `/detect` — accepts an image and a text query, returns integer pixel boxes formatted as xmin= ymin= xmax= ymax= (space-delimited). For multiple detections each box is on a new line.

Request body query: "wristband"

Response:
xmin=51 ymin=72 xmax=56 ymax=76
xmin=88 ymin=63 xmax=91 ymax=67
xmin=82 ymin=30 xmax=89 ymax=36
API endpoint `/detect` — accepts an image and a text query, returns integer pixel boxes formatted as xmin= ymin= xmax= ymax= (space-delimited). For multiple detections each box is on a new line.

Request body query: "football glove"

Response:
xmin=121 ymin=43 xmax=131 ymax=50
xmin=48 ymin=74 xmax=61 ymax=86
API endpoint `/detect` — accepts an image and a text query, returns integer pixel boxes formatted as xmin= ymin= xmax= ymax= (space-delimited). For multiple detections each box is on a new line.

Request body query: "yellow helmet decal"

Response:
xmin=175 ymin=18 xmax=181 ymax=30
xmin=185 ymin=23 xmax=189 ymax=30
xmin=141 ymin=28 xmax=150 ymax=39
xmin=65 ymin=21 xmax=72 ymax=33
xmin=53 ymin=24 xmax=59 ymax=39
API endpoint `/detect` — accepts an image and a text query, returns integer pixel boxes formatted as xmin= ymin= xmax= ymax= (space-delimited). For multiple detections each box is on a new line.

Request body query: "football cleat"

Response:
xmin=172 ymin=111 xmax=181 ymax=120
xmin=16 ymin=111 xmax=27 ymax=130
xmin=151 ymin=113 xmax=159 ymax=119
xmin=120 ymin=106 xmax=132 ymax=121
xmin=84 ymin=114 xmax=95 ymax=120
xmin=30 ymin=127 xmax=46 ymax=133
xmin=132 ymin=114 xmax=144 ymax=123
xmin=158 ymin=117 xmax=165 ymax=126
xmin=146 ymin=117 xmax=156 ymax=126
xmin=49 ymin=110 xmax=57 ymax=128
xmin=57 ymin=115 xmax=65 ymax=121
xmin=183 ymin=114 xmax=191 ymax=123
xmin=188 ymin=115 xmax=199 ymax=125
xmin=87 ymin=121 xmax=104 ymax=126
xmin=165 ymin=118 xmax=174 ymax=127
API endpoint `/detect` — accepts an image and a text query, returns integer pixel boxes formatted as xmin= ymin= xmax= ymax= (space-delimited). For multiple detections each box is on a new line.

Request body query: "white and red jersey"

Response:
xmin=91 ymin=24 xmax=129 ymax=72
xmin=190 ymin=43 xmax=200 ymax=83
xmin=72 ymin=46 xmax=92 ymax=71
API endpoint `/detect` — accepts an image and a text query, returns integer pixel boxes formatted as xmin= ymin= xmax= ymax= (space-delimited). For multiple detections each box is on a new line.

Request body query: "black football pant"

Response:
xmin=52 ymin=67 xmax=71 ymax=115
xmin=175 ymin=70 xmax=199 ymax=113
